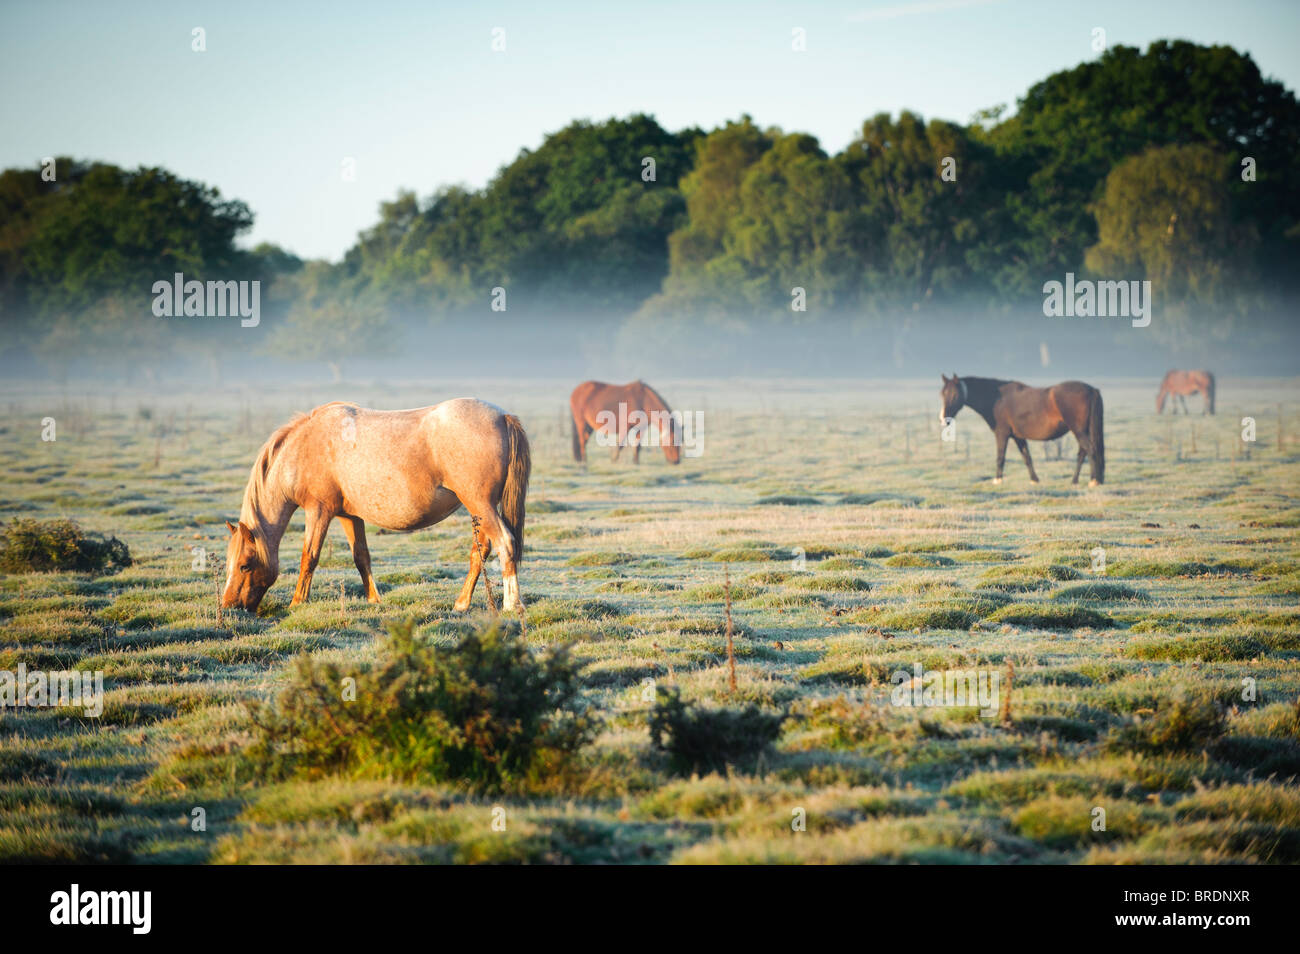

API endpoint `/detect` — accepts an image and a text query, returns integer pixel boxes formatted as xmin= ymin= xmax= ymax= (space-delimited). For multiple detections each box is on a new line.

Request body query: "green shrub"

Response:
xmin=248 ymin=619 xmax=599 ymax=792
xmin=649 ymin=687 xmax=784 ymax=774
xmin=0 ymin=519 xmax=131 ymax=574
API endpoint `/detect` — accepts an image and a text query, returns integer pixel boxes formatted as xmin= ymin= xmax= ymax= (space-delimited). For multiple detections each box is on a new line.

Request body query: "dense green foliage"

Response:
xmin=2 ymin=41 xmax=1296 ymax=369
xmin=650 ymin=686 xmax=785 ymax=774
xmin=248 ymin=618 xmax=599 ymax=792
xmin=0 ymin=518 xmax=130 ymax=574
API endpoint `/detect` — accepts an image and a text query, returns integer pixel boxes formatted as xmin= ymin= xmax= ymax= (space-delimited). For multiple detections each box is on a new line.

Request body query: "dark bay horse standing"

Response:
xmin=222 ymin=399 xmax=530 ymax=614
xmin=1157 ymin=369 xmax=1215 ymax=415
xmin=940 ymin=374 xmax=1105 ymax=485
xmin=570 ymin=380 xmax=681 ymax=464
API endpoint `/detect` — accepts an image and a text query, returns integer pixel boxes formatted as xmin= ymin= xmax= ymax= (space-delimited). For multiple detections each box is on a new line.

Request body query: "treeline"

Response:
xmin=2 ymin=40 xmax=1298 ymax=379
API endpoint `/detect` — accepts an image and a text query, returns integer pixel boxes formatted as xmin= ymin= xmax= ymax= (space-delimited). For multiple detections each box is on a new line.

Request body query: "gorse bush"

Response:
xmin=650 ymin=687 xmax=784 ymax=774
xmin=249 ymin=618 xmax=599 ymax=792
xmin=0 ymin=518 xmax=130 ymax=574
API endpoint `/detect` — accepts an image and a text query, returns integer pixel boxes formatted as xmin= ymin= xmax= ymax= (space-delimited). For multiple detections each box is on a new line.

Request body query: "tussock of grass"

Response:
xmin=683 ymin=582 xmax=764 ymax=602
xmin=565 ymin=550 xmax=635 ymax=567
xmin=1052 ymin=582 xmax=1151 ymax=603
xmin=792 ymin=574 xmax=870 ymax=593
xmin=525 ymin=599 xmax=621 ymax=626
xmin=986 ymin=603 xmax=1110 ymax=630
xmin=872 ymin=607 xmax=977 ymax=631
xmin=1125 ymin=635 xmax=1265 ymax=662
xmin=838 ymin=493 xmax=920 ymax=508
xmin=1105 ymin=695 xmax=1224 ymax=756
xmin=884 ymin=553 xmax=954 ymax=568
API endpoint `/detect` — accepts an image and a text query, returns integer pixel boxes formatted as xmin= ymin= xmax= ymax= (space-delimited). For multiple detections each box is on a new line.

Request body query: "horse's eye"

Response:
xmin=240 ymin=563 xmax=253 ymax=573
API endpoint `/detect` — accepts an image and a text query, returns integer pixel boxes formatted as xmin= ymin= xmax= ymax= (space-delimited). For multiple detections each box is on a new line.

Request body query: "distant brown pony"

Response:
xmin=222 ymin=399 xmax=530 ymax=614
xmin=570 ymin=380 xmax=681 ymax=464
xmin=1157 ymin=369 xmax=1215 ymax=415
xmin=940 ymin=374 xmax=1105 ymax=486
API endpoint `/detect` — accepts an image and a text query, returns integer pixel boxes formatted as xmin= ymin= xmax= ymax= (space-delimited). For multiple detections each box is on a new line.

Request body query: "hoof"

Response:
xmin=992 ymin=477 xmax=1002 ymax=485
xmin=1088 ymin=479 xmax=1100 ymax=487
xmin=452 ymin=600 xmax=470 ymax=613
xmin=1029 ymin=478 xmax=1040 ymax=485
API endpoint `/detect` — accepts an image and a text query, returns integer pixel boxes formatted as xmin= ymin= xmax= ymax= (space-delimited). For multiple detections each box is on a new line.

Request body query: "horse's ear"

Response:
xmin=941 ymin=373 xmax=949 ymax=383
xmin=226 ymin=520 xmax=238 ymax=536
xmin=237 ymin=522 xmax=256 ymax=543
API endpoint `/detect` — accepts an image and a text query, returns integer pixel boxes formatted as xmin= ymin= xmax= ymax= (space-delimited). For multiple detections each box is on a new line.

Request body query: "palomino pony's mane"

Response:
xmin=240 ymin=412 xmax=311 ymax=553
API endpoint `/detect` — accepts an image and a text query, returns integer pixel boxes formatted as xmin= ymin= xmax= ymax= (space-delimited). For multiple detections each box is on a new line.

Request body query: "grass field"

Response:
xmin=2 ymin=377 xmax=1299 ymax=865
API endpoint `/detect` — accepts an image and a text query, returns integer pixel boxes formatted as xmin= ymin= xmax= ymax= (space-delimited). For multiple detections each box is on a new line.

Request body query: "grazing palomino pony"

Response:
xmin=1157 ymin=369 xmax=1215 ymax=415
xmin=570 ymin=380 xmax=681 ymax=464
xmin=222 ymin=399 xmax=530 ymax=614
xmin=939 ymin=374 xmax=1105 ymax=486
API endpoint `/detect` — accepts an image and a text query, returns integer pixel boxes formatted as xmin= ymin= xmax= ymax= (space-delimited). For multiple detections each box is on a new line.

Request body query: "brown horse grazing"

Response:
xmin=1157 ymin=369 xmax=1215 ymax=415
xmin=222 ymin=399 xmax=530 ymax=614
xmin=570 ymin=380 xmax=681 ymax=464
xmin=939 ymin=374 xmax=1105 ymax=486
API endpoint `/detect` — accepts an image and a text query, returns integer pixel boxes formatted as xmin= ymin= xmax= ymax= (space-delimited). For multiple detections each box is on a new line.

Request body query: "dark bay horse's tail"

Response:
xmin=501 ymin=415 xmax=531 ymax=559
xmin=1205 ymin=372 xmax=1216 ymax=414
xmin=571 ymin=410 xmax=584 ymax=461
xmin=1088 ymin=389 xmax=1105 ymax=484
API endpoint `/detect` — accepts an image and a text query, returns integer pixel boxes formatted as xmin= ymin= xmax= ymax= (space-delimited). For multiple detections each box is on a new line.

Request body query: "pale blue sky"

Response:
xmin=3 ymin=0 xmax=1297 ymax=261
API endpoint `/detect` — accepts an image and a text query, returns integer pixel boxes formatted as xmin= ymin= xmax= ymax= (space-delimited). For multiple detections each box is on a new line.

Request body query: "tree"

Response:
xmin=269 ymin=261 xmax=394 ymax=381
xmin=1086 ymin=143 xmax=1259 ymax=340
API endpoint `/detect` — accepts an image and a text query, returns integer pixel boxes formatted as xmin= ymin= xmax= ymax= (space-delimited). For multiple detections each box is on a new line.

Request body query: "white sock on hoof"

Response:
xmin=502 ymin=574 xmax=523 ymax=611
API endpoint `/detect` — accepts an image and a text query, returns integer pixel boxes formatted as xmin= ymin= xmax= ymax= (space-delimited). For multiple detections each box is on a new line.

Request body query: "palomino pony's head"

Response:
xmin=222 ymin=520 xmax=276 ymax=611
xmin=939 ymin=373 xmax=967 ymax=423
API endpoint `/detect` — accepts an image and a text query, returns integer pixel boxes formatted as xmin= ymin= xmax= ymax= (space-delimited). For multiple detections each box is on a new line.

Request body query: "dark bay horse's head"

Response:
xmin=939 ymin=373 xmax=966 ymax=423
xmin=661 ymin=413 xmax=682 ymax=465
xmin=640 ymin=383 xmax=681 ymax=464
xmin=222 ymin=520 xmax=276 ymax=611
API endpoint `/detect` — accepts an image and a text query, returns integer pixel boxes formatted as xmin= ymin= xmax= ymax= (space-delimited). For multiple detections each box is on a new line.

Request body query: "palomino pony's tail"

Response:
xmin=501 ymin=414 xmax=531 ymax=560
xmin=1088 ymin=389 xmax=1105 ymax=484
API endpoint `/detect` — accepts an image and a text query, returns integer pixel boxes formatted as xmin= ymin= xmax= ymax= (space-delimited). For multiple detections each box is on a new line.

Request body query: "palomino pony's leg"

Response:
xmin=340 ymin=515 xmax=380 ymax=603
xmin=291 ymin=507 xmax=334 ymax=605
xmin=1012 ymin=437 xmax=1039 ymax=483
xmin=453 ymin=520 xmax=492 ymax=612
xmin=463 ymin=504 xmax=523 ymax=612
